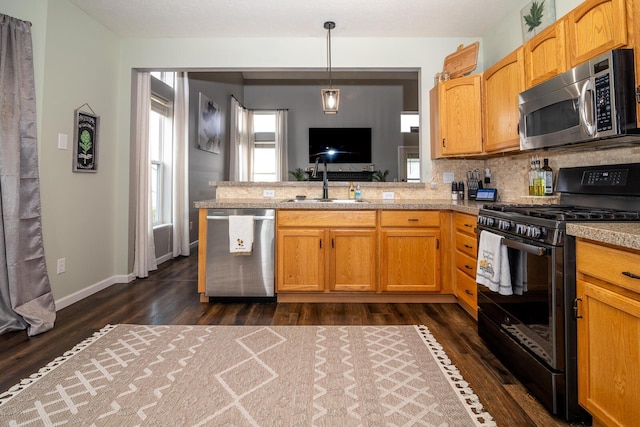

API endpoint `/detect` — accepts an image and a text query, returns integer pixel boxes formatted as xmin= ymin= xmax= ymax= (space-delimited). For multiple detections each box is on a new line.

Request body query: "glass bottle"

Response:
xmin=542 ymin=159 xmax=553 ymax=195
xmin=534 ymin=158 xmax=544 ymax=196
xmin=348 ymin=181 xmax=355 ymax=199
xmin=528 ymin=158 xmax=535 ymax=196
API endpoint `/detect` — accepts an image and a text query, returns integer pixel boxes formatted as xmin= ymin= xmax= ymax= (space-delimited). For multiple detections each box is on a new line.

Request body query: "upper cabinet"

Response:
xmin=483 ymin=47 xmax=525 ymax=153
xmin=434 ymin=74 xmax=483 ymax=157
xmin=523 ymin=18 xmax=568 ymax=88
xmin=566 ymin=0 xmax=628 ymax=67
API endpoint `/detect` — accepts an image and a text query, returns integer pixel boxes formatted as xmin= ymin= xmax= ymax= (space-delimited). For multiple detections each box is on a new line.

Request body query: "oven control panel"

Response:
xmin=582 ymin=169 xmax=628 ymax=186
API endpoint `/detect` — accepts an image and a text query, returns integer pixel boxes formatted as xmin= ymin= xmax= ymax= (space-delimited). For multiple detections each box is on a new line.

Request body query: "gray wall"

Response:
xmin=188 ymin=73 xmax=244 ymax=244
xmin=244 ymin=84 xmax=403 ymax=180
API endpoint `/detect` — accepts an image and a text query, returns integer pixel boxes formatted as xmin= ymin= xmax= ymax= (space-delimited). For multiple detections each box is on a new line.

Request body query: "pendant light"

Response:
xmin=321 ymin=21 xmax=340 ymax=114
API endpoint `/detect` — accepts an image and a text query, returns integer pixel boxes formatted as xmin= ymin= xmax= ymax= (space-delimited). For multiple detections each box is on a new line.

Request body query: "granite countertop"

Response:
xmin=194 ymin=198 xmax=484 ymax=215
xmin=567 ymin=223 xmax=640 ymax=251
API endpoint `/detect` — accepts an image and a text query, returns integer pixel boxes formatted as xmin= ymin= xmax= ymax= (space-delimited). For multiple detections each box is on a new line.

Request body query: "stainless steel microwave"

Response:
xmin=519 ymin=49 xmax=640 ymax=150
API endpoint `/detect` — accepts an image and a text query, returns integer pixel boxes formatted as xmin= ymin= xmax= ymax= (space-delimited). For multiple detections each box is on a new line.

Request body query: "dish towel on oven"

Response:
xmin=476 ymin=230 xmax=513 ymax=295
xmin=228 ymin=215 xmax=254 ymax=255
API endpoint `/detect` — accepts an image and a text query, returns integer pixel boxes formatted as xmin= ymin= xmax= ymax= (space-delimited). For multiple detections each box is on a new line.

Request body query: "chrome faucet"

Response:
xmin=312 ymin=156 xmax=329 ymax=200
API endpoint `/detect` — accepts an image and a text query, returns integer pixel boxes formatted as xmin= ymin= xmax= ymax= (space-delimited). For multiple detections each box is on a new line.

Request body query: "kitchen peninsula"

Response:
xmin=195 ymin=181 xmax=484 ymax=315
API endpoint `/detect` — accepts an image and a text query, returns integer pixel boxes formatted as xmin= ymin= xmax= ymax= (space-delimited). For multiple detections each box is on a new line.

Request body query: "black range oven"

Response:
xmin=476 ymin=162 xmax=640 ymax=422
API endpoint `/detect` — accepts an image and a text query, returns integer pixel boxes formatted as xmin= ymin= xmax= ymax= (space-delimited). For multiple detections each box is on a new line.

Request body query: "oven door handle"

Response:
xmin=501 ymin=238 xmax=548 ymax=256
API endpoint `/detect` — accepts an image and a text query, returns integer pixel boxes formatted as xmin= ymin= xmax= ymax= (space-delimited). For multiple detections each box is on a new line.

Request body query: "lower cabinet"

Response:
xmin=276 ymin=210 xmax=377 ymax=293
xmin=453 ymin=212 xmax=478 ymax=317
xmin=379 ymin=211 xmax=441 ymax=292
xmin=576 ymin=238 xmax=640 ymax=427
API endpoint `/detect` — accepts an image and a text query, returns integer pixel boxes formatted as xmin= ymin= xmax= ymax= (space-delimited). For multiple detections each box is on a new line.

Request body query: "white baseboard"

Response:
xmin=54 ymin=273 xmax=135 ymax=311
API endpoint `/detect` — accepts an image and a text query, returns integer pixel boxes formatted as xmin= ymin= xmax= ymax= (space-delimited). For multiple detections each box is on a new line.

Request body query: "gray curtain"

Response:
xmin=0 ymin=14 xmax=56 ymax=336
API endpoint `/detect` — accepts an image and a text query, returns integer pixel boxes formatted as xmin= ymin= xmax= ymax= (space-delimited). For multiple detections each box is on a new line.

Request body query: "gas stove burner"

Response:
xmin=481 ymin=204 xmax=640 ymax=221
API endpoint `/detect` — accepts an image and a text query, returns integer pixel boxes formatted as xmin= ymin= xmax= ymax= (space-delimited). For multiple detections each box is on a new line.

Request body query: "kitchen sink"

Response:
xmin=283 ymin=198 xmax=369 ymax=203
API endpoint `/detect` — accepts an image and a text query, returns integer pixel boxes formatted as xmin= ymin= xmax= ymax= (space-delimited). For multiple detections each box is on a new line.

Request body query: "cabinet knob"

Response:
xmin=465 ymin=289 xmax=473 ymax=296
xmin=408 ymin=218 xmax=419 ymax=222
xmin=464 ymin=264 xmax=473 ymax=270
xmin=464 ymin=244 xmax=473 ymax=249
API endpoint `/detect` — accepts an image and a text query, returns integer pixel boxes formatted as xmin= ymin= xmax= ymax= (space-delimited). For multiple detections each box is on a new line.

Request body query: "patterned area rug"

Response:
xmin=0 ymin=325 xmax=495 ymax=426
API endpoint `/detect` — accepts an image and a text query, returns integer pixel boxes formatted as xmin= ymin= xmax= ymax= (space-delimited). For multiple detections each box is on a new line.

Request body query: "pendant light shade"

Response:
xmin=321 ymin=88 xmax=340 ymax=114
xmin=322 ymin=21 xmax=340 ymax=114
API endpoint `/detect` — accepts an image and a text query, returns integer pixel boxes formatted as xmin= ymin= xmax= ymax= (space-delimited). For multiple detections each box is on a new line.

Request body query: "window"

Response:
xmin=252 ymin=112 xmax=277 ymax=182
xmin=401 ymin=111 xmax=419 ymax=133
xmin=149 ymin=84 xmax=173 ymax=226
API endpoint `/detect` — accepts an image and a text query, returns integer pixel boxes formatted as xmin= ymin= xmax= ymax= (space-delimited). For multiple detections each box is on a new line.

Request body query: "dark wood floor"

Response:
xmin=0 ymin=255 xmax=587 ymax=426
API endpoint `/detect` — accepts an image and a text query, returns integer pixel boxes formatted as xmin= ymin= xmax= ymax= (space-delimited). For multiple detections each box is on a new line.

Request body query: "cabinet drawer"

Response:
xmin=456 ymin=269 xmax=478 ymax=310
xmin=456 ymin=232 xmax=477 ymax=258
xmin=278 ymin=210 xmax=377 ymax=227
xmin=380 ymin=211 xmax=440 ymax=228
xmin=577 ymin=239 xmax=640 ymax=294
xmin=456 ymin=250 xmax=477 ymax=279
xmin=454 ymin=213 xmax=477 ymax=235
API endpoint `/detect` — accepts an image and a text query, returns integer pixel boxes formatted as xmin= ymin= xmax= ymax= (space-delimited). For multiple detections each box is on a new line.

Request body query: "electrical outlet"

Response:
xmin=189 ymin=221 xmax=193 ymax=230
xmin=263 ymin=189 xmax=275 ymax=198
xmin=430 ymin=182 xmax=438 ymax=189
xmin=57 ymin=258 xmax=66 ymax=274
xmin=443 ymin=172 xmax=455 ymax=184
xmin=382 ymin=191 xmax=395 ymax=200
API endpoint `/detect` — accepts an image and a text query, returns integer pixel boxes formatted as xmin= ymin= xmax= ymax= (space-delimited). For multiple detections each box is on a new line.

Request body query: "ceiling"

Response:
xmin=69 ymin=0 xmax=521 ymax=39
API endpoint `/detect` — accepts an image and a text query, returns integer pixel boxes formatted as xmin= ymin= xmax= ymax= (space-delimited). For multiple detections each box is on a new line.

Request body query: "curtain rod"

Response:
xmin=231 ymin=94 xmax=288 ymax=111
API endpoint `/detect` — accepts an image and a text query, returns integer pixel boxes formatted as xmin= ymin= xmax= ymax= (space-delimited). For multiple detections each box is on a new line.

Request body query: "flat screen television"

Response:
xmin=308 ymin=127 xmax=372 ymax=163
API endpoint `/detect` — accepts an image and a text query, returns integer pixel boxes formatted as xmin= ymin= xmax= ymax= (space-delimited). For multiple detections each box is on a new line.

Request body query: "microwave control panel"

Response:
xmin=594 ymin=73 xmax=613 ymax=132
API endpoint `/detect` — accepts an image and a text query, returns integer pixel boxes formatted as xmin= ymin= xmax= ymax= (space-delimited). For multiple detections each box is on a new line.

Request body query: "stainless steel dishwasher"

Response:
xmin=205 ymin=208 xmax=275 ymax=299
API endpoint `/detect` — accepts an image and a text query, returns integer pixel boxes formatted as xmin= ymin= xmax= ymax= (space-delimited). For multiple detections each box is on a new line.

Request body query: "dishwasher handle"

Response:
xmin=207 ymin=215 xmax=274 ymax=221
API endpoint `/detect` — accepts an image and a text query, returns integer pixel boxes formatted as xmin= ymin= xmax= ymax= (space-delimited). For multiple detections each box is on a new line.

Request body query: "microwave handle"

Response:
xmin=579 ymin=79 xmax=596 ymax=136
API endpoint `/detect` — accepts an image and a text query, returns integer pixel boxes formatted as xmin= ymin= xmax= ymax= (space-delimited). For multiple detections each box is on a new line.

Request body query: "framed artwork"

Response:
xmin=521 ymin=0 xmax=556 ymax=42
xmin=73 ymin=108 xmax=99 ymax=172
xmin=198 ymin=92 xmax=221 ymax=154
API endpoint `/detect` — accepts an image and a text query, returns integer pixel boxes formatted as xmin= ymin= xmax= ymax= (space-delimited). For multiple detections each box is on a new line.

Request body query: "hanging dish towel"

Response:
xmin=508 ymin=248 xmax=528 ymax=295
xmin=476 ymin=230 xmax=513 ymax=295
xmin=228 ymin=215 xmax=254 ymax=255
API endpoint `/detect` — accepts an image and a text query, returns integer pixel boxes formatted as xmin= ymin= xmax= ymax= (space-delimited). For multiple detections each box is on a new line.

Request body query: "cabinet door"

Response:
xmin=276 ymin=228 xmax=325 ymax=292
xmin=483 ymin=48 xmax=525 ymax=153
xmin=329 ymin=229 xmax=377 ymax=292
xmin=439 ymin=75 xmax=483 ymax=156
xmin=577 ymin=279 xmax=640 ymax=427
xmin=567 ymin=0 xmax=627 ymax=67
xmin=380 ymin=229 xmax=441 ymax=292
xmin=524 ymin=18 xmax=568 ymax=88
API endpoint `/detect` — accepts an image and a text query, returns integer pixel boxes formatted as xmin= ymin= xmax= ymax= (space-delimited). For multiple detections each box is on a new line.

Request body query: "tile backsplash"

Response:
xmin=433 ymin=145 xmax=640 ymax=202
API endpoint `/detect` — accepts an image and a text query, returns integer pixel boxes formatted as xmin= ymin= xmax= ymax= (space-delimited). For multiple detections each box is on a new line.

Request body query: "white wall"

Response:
xmin=482 ymin=0 xmax=584 ymax=67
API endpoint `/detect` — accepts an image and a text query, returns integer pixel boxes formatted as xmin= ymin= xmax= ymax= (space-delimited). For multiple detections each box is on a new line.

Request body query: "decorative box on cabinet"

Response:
xmin=576 ymin=238 xmax=640 ymax=427
xmin=453 ymin=213 xmax=478 ymax=317
xmin=523 ymin=18 xmax=568 ymax=88
xmin=567 ymin=0 xmax=628 ymax=67
xmin=482 ymin=48 xmax=525 ymax=154
xmin=276 ymin=210 xmax=377 ymax=293
xmin=379 ymin=211 xmax=441 ymax=292
xmin=432 ymin=74 xmax=483 ymax=157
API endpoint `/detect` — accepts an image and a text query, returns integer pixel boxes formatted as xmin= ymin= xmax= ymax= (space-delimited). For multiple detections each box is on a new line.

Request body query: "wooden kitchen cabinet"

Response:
xmin=379 ymin=211 xmax=441 ymax=292
xmin=453 ymin=213 xmax=478 ymax=317
xmin=576 ymin=238 xmax=640 ymax=427
xmin=566 ymin=0 xmax=628 ymax=67
xmin=276 ymin=210 xmax=377 ymax=293
xmin=482 ymin=47 xmax=525 ymax=154
xmin=433 ymin=74 xmax=483 ymax=157
xmin=523 ymin=18 xmax=568 ymax=88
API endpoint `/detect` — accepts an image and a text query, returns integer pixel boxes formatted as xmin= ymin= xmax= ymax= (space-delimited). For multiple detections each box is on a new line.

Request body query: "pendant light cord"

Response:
xmin=325 ymin=21 xmax=335 ymax=88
